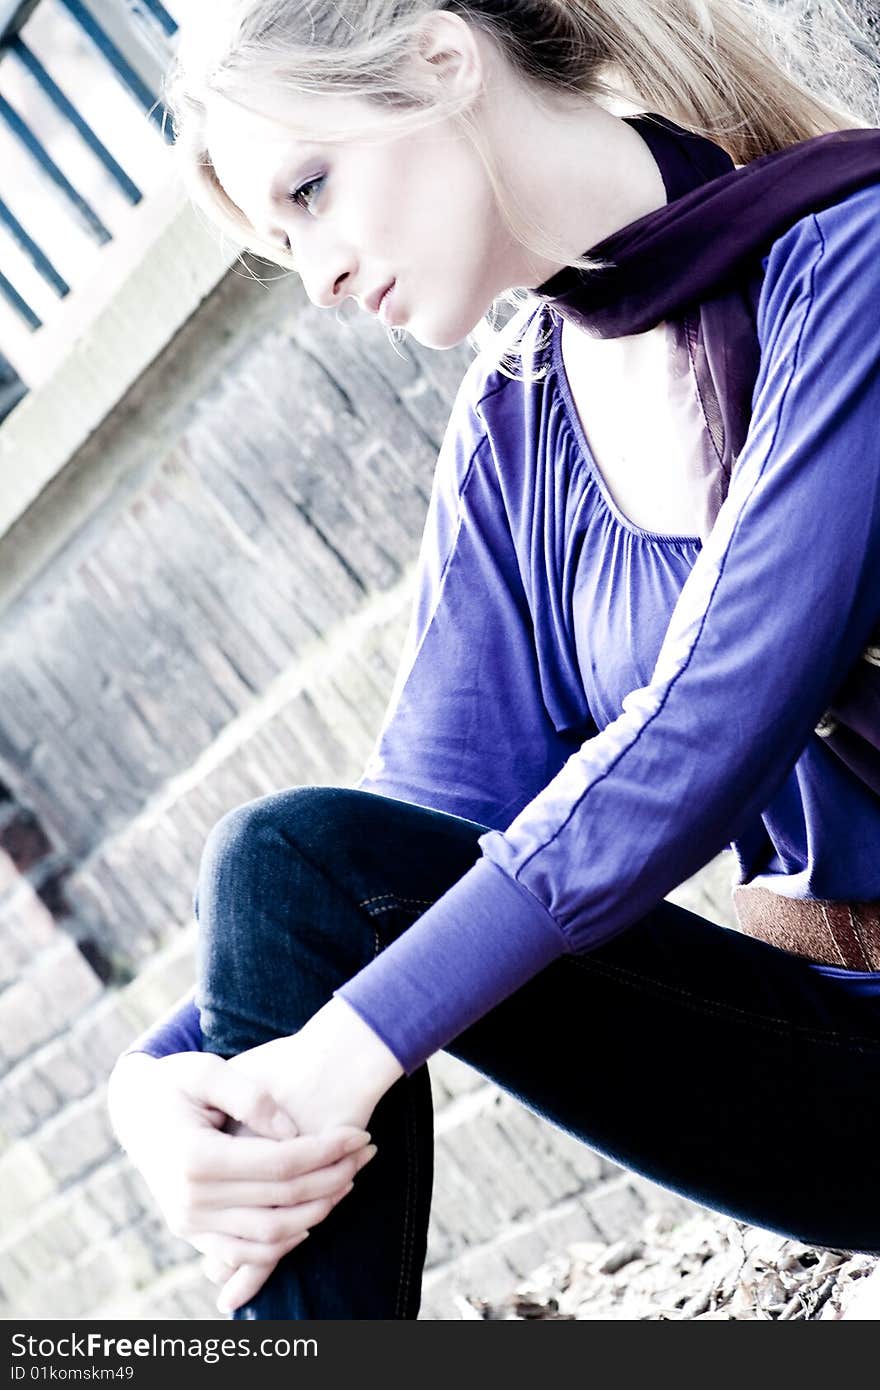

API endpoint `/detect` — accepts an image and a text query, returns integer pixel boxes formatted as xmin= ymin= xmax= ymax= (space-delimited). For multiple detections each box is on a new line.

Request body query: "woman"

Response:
xmin=107 ymin=0 xmax=880 ymax=1320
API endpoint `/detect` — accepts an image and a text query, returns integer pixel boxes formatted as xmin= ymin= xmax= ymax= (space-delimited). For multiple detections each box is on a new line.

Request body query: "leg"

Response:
xmin=446 ymin=898 xmax=880 ymax=1255
xmin=196 ymin=784 xmax=880 ymax=1322
xmin=194 ymin=785 xmax=488 ymax=1319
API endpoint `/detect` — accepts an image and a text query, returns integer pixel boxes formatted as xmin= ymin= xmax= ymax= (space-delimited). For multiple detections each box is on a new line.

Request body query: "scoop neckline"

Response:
xmin=548 ymin=312 xmax=702 ymax=548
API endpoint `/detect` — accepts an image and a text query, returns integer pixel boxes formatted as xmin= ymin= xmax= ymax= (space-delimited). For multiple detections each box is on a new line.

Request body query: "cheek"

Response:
xmin=412 ymin=254 xmax=501 ymax=347
xmin=363 ymin=140 xmax=501 ymax=333
xmin=402 ymin=137 xmax=490 ymax=240
xmin=417 ymin=164 xmax=496 ymax=270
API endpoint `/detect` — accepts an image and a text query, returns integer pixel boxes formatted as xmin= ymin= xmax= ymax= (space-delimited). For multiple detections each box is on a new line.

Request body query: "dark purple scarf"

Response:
xmin=535 ymin=113 xmax=880 ymax=793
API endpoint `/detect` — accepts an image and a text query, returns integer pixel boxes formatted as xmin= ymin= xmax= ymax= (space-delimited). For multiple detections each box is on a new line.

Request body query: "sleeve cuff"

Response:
xmin=121 ymin=991 xmax=203 ymax=1060
xmin=335 ymin=856 xmax=569 ymax=1075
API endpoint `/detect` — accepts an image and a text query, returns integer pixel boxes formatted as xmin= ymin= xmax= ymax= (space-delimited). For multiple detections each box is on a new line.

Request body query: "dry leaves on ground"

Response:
xmin=453 ymin=1210 xmax=878 ymax=1320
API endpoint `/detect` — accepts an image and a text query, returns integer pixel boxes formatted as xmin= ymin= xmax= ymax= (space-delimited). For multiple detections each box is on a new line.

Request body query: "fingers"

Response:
xmin=192 ymin=1219 xmax=318 ymax=1268
xmin=163 ymin=1129 xmax=376 ymax=1254
xmin=216 ymin=1262 xmax=278 ymax=1315
xmin=159 ymin=1053 xmax=300 ymax=1141
xmin=196 ymin=1140 xmax=379 ymax=1314
xmin=202 ymin=1254 xmax=238 ymax=1287
xmin=193 ymin=1143 xmax=377 ymax=1210
xmin=180 ymin=1125 xmax=372 ymax=1186
xmin=191 ymin=1171 xmax=362 ymax=1268
xmin=196 ymin=1185 xmax=353 ymax=1245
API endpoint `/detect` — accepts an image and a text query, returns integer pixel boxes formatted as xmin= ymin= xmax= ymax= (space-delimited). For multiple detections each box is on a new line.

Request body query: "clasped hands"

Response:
xmin=107 ymin=997 xmax=404 ymax=1314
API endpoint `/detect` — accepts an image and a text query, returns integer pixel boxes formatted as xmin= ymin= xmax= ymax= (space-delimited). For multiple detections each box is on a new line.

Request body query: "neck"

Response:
xmin=486 ymin=86 xmax=669 ymax=289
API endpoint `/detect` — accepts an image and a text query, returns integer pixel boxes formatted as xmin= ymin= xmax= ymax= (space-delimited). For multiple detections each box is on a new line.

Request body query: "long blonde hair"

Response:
xmin=165 ymin=1 xmax=880 ymax=366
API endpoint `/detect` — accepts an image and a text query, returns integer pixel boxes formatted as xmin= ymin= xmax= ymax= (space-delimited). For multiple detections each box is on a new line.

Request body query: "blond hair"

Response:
xmin=165 ymin=1 xmax=880 ymax=367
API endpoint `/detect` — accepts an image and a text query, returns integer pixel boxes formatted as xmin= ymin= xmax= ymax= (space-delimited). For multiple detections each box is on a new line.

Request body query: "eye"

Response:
xmin=288 ymin=173 xmax=325 ymax=214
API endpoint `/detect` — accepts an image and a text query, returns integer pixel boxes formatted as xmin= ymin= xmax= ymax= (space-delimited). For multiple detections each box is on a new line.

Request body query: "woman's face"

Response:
xmin=205 ymin=89 xmax=534 ymax=350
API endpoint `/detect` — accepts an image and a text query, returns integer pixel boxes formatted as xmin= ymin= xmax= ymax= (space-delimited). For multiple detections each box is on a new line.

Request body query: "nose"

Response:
xmin=300 ymin=257 xmax=357 ymax=311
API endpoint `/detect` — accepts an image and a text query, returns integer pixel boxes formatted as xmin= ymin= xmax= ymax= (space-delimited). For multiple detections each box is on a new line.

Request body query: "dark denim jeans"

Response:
xmin=195 ymin=786 xmax=880 ymax=1319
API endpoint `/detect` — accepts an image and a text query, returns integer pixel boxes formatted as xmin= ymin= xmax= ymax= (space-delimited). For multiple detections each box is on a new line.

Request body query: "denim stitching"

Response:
xmin=568 ymin=953 xmax=880 ymax=1053
xmin=272 ymin=822 xmax=385 ymax=926
xmin=359 ymin=893 xmax=435 ymax=910
xmin=367 ymin=916 xmax=406 ymax=1318
xmin=396 ymin=1088 xmax=418 ymax=1318
xmin=361 ymin=896 xmax=426 ymax=1314
xmin=365 ymin=907 xmax=419 ymax=1317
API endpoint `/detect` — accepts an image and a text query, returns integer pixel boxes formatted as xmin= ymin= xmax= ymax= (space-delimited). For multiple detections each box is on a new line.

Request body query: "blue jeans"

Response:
xmin=195 ymin=786 xmax=880 ymax=1319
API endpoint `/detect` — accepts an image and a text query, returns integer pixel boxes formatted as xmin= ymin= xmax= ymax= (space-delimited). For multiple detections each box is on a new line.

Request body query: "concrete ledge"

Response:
xmin=0 ymin=180 xmax=237 ymax=541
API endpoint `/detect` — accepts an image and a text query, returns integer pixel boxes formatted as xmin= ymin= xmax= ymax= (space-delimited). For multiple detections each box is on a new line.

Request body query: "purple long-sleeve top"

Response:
xmin=126 ymin=181 xmax=880 ymax=1077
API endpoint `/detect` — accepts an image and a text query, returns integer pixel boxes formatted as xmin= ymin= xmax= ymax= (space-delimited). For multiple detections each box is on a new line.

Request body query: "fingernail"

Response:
xmin=356 ymin=1144 xmax=378 ymax=1168
xmin=343 ymin=1132 xmax=370 ymax=1153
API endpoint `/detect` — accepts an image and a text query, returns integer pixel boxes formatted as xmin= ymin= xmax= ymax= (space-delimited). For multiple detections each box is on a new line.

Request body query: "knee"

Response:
xmin=201 ymin=796 xmax=278 ymax=870
xmin=194 ymin=785 xmax=360 ymax=911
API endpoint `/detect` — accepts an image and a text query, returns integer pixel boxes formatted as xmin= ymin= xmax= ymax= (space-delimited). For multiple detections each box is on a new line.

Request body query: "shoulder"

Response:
xmin=436 ymin=303 xmax=551 ymax=481
xmin=431 ymin=304 xmax=552 ymax=506
xmin=757 ymin=180 xmax=880 ymax=349
xmin=454 ymin=302 xmax=553 ymax=420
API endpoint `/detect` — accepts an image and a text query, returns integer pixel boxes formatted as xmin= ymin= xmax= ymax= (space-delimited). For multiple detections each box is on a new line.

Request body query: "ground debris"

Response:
xmin=592 ymin=1239 xmax=646 ymax=1276
xmin=460 ymin=1210 xmax=878 ymax=1321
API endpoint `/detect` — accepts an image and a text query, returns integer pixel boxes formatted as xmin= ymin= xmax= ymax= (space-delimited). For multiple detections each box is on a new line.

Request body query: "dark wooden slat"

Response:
xmin=0 ymin=191 xmax=70 ymax=295
xmin=58 ymin=0 xmax=170 ymax=139
xmin=0 ymin=1 xmax=41 ymax=46
xmin=129 ymin=0 xmax=177 ymax=40
xmin=0 ymin=90 xmax=112 ymax=244
xmin=11 ymin=36 xmax=142 ymax=204
xmin=0 ymin=265 xmax=41 ymax=328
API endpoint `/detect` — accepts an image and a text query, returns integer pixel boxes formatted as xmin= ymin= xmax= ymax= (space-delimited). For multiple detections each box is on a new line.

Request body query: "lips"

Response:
xmin=366 ymin=280 xmax=395 ymax=315
xmin=377 ymin=281 xmax=398 ymax=325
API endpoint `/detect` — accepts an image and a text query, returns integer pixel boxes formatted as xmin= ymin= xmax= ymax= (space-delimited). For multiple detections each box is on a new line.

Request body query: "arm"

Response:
xmin=120 ymin=988 xmax=202 ymax=1060
xmin=124 ymin=346 xmax=586 ymax=1063
xmin=338 ymin=185 xmax=880 ymax=1075
xmin=112 ymin=342 xmax=582 ymax=1312
xmin=355 ymin=349 xmax=592 ymax=822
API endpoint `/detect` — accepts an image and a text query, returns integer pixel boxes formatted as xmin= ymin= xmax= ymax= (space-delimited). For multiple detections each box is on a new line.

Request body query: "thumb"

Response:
xmin=161 ymin=1052 xmax=297 ymax=1140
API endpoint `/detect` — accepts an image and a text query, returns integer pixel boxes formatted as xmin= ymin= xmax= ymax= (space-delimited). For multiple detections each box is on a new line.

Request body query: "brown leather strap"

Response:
xmin=732 ymin=885 xmax=880 ymax=970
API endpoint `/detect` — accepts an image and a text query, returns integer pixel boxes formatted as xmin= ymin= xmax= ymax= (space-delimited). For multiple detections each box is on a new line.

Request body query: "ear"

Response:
xmin=412 ymin=9 xmax=486 ymax=101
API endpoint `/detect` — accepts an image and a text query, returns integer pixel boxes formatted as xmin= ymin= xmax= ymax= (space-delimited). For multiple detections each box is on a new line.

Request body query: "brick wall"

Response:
xmin=0 ymin=264 xmax=735 ymax=1320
